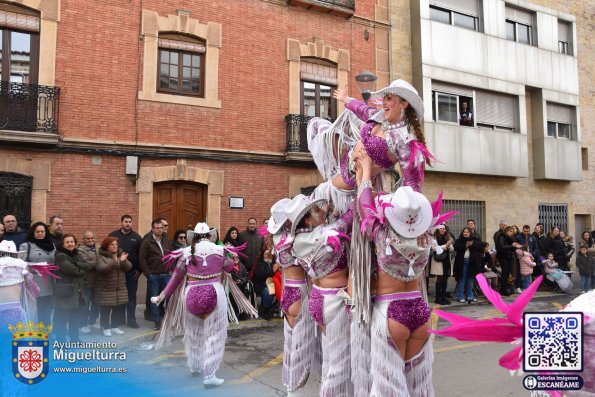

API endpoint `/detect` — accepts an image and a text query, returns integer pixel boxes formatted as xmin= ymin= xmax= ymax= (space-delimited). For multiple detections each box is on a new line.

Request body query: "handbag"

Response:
xmin=433 ymin=251 xmax=448 ymax=262
xmin=265 ymin=277 xmax=275 ymax=295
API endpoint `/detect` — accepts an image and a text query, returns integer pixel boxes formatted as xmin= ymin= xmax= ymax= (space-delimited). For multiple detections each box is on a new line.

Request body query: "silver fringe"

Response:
xmin=283 ymin=285 xmax=316 ymax=392
xmin=350 ymin=214 xmax=372 ymax=325
xmin=351 ymin=318 xmax=372 ymax=397
xmin=404 ymin=339 xmax=435 ymax=397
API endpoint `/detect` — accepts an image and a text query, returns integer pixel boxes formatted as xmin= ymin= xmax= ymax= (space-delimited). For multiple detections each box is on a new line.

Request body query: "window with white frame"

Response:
xmin=432 ymin=82 xmax=474 ymax=126
xmin=300 ymin=58 xmax=337 ymax=120
xmin=429 ymin=0 xmax=479 ymax=31
xmin=546 ymin=102 xmax=575 ymax=140
xmin=505 ymin=5 xmax=533 ymax=45
xmin=558 ymin=20 xmax=572 ymax=55
xmin=432 ymin=82 xmax=517 ymax=131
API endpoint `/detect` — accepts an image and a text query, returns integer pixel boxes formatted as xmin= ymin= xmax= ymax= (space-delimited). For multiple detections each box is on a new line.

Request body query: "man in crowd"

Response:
xmin=78 ymin=230 xmax=99 ymax=333
xmin=49 ymin=215 xmax=64 ymax=247
xmin=239 ymin=217 xmax=263 ymax=272
xmin=2 ymin=214 xmax=27 ymax=247
xmin=459 ymin=101 xmax=473 ymax=126
xmin=493 ymin=220 xmax=507 ymax=247
xmin=139 ymin=219 xmax=172 ymax=330
xmin=109 ymin=215 xmax=143 ymax=329
xmin=467 ymin=219 xmax=482 ymax=240
xmin=142 ymin=217 xmax=169 ymax=320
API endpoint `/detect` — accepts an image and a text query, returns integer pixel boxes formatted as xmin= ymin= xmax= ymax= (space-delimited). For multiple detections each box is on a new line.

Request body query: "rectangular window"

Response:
xmin=538 ymin=203 xmax=568 ymax=236
xmin=558 ymin=20 xmax=572 ymax=55
xmin=546 ymin=102 xmax=575 ymax=140
xmin=441 ymin=199 xmax=486 ymax=240
xmin=429 ymin=1 xmax=479 ymax=32
xmin=432 ymin=82 xmax=474 ymax=127
xmin=157 ymin=35 xmax=205 ymax=97
xmin=505 ymin=5 xmax=533 ymax=45
xmin=301 ymin=81 xmax=336 ymax=120
xmin=476 ymin=90 xmax=517 ymax=131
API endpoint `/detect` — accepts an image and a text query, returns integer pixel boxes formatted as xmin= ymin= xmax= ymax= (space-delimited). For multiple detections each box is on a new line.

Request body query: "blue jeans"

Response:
xmin=522 ymin=275 xmax=532 ymax=290
xmin=261 ymin=287 xmax=274 ymax=309
xmin=581 ymin=276 xmax=592 ymax=292
xmin=147 ymin=274 xmax=171 ymax=322
xmin=456 ymin=259 xmax=475 ymax=301
xmin=125 ymin=270 xmax=139 ymax=323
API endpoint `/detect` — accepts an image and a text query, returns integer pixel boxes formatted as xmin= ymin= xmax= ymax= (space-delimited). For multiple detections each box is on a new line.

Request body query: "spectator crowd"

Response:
xmin=1 ymin=212 xmax=593 ymax=342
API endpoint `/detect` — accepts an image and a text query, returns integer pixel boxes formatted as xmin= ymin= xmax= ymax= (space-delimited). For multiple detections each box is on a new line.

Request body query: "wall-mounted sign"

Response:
xmin=229 ymin=197 xmax=244 ymax=209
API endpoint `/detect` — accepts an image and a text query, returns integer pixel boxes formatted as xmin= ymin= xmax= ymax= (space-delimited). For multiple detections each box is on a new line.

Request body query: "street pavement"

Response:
xmin=78 ymin=287 xmax=579 ymax=397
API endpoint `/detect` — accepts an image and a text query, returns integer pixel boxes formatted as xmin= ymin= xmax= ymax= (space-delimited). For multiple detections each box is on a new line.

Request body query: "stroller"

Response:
xmin=541 ymin=258 xmax=573 ymax=293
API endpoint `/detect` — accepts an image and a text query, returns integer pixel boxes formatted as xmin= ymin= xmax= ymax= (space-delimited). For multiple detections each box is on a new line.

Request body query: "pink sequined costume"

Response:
xmin=156 ymin=239 xmax=234 ymax=381
xmin=346 ymin=99 xmax=433 ymax=193
xmin=273 ymin=229 xmax=318 ymax=393
xmin=358 ymin=186 xmax=436 ymax=397
xmin=292 ymin=208 xmax=354 ymax=397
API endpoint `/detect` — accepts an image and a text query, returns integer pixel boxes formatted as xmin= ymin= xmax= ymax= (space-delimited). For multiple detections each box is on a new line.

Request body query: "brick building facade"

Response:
xmin=0 ymin=0 xmax=593 ymax=245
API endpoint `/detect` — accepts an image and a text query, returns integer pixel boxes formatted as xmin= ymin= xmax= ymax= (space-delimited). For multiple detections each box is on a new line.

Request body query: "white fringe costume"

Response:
xmin=282 ymin=280 xmax=316 ymax=392
xmin=370 ymin=297 xmax=435 ymax=397
xmin=182 ymin=281 xmax=228 ymax=377
xmin=311 ymin=285 xmax=353 ymax=397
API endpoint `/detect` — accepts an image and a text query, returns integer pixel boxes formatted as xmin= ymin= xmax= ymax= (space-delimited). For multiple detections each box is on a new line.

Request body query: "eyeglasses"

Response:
xmin=178 ymin=236 xmax=186 ymax=239
xmin=35 ymin=230 xmax=45 ymax=234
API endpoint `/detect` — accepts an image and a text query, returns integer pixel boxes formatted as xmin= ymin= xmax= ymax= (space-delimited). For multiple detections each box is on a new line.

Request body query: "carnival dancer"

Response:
xmin=332 ymin=79 xmax=433 ymax=193
xmin=264 ymin=198 xmax=316 ymax=396
xmin=286 ymin=193 xmax=354 ymax=397
xmin=152 ymin=222 xmax=247 ymax=387
xmin=357 ymin=149 xmax=456 ymax=396
xmin=0 ymin=240 xmax=57 ymax=396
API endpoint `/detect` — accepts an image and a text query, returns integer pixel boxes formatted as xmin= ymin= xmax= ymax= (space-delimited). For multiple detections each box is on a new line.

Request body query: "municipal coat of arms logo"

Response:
xmin=9 ymin=321 xmax=51 ymax=385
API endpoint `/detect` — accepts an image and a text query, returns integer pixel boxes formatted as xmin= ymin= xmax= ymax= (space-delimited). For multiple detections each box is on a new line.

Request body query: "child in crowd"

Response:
xmin=516 ymin=245 xmax=536 ymax=291
xmin=576 ymin=244 xmax=595 ymax=293
xmin=543 ymin=252 xmax=573 ymax=292
xmin=481 ymin=245 xmax=499 ymax=289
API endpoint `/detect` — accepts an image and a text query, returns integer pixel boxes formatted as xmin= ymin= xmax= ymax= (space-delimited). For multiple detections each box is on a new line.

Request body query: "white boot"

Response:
xmin=203 ymin=375 xmax=224 ymax=386
xmin=111 ymin=328 xmax=125 ymax=335
xmin=102 ymin=329 xmax=112 ymax=337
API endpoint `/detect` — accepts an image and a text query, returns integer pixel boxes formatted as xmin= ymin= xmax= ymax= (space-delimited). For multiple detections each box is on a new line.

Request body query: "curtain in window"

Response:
xmin=430 ymin=0 xmax=479 ymax=16
xmin=546 ymin=102 xmax=574 ymax=124
xmin=557 ymin=20 xmax=570 ymax=43
xmin=300 ymin=60 xmax=338 ymax=86
xmin=505 ymin=6 xmax=532 ymax=26
xmin=0 ymin=10 xmax=39 ymax=32
xmin=475 ymin=91 xmax=516 ymax=128
xmin=432 ymin=81 xmax=473 ymax=97
xmin=158 ymin=38 xmax=206 ymax=53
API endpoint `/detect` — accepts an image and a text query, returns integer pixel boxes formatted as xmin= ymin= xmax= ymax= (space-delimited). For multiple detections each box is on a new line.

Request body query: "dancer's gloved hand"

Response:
xmin=151 ymin=294 xmax=164 ymax=305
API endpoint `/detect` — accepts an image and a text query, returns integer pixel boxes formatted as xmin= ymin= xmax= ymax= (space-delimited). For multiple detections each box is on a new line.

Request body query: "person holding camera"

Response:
xmin=430 ymin=224 xmax=454 ymax=305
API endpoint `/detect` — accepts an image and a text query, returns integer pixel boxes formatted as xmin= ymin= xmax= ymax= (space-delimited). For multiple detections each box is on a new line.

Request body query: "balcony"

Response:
xmin=287 ymin=0 xmax=355 ymax=18
xmin=285 ymin=114 xmax=313 ymax=162
xmin=0 ymin=81 xmax=61 ymax=144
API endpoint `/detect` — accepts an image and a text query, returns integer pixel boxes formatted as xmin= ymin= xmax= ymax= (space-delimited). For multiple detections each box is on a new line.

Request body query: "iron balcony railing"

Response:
xmin=314 ymin=0 xmax=355 ymax=9
xmin=285 ymin=114 xmax=313 ymax=153
xmin=0 ymin=81 xmax=60 ymax=133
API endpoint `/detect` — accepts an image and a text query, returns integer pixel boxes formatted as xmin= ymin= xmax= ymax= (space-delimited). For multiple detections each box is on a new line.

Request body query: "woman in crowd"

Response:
xmin=153 ymin=222 xmax=239 ymax=387
xmin=496 ymin=226 xmax=521 ymax=296
xmin=480 ymin=244 xmax=499 ymax=289
xmin=19 ymin=222 xmax=55 ymax=324
xmin=223 ymin=227 xmax=241 ymax=247
xmin=53 ymin=233 xmax=94 ymax=342
xmin=579 ymin=231 xmax=594 ymax=250
xmin=251 ymin=240 xmax=278 ymax=320
xmin=172 ymin=229 xmax=188 ymax=250
xmin=430 ymin=224 xmax=454 ymax=305
xmin=95 ymin=237 xmax=132 ymax=337
xmin=576 ymin=244 xmax=594 ymax=293
xmin=332 ymin=79 xmax=433 ymax=193
xmin=544 ymin=226 xmax=569 ymax=271
xmin=454 ymin=227 xmax=487 ymax=303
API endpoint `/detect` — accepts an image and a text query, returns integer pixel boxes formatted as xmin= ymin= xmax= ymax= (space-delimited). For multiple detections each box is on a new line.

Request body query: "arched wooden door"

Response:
xmin=153 ymin=181 xmax=207 ymax=233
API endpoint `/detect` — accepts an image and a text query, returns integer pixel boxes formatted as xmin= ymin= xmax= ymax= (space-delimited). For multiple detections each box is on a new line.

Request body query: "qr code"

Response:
xmin=523 ymin=312 xmax=583 ymax=372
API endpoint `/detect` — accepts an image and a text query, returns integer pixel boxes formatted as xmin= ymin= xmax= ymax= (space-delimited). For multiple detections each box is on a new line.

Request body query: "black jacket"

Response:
xmin=453 ymin=237 xmax=487 ymax=281
xmin=109 ymin=229 xmax=143 ymax=270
